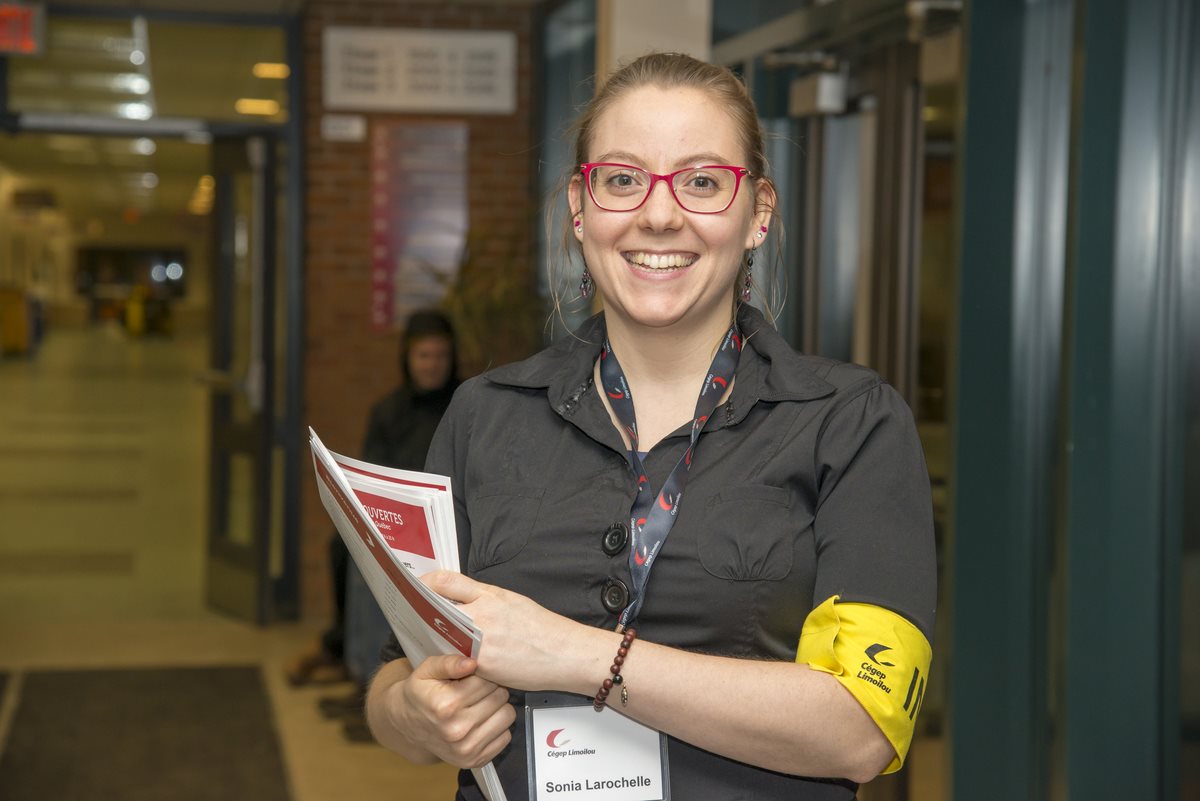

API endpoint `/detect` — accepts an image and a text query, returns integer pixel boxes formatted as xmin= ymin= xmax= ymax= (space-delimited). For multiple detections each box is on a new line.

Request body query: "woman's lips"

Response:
xmin=622 ymin=251 xmax=698 ymax=272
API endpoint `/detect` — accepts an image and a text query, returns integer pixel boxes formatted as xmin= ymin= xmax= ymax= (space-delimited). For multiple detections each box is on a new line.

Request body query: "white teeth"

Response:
xmin=626 ymin=252 xmax=695 ymax=270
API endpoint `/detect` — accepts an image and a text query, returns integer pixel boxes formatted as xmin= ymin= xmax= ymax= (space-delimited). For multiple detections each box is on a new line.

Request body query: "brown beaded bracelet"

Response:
xmin=593 ymin=627 xmax=637 ymax=711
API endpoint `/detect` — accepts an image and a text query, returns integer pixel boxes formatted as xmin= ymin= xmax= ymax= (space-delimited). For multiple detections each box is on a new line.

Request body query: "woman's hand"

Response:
xmin=368 ymin=654 xmax=515 ymax=769
xmin=421 ymin=571 xmax=612 ymax=694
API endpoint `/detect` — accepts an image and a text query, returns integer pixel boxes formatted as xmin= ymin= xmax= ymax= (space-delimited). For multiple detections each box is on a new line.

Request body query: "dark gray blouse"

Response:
xmin=382 ymin=305 xmax=936 ymax=801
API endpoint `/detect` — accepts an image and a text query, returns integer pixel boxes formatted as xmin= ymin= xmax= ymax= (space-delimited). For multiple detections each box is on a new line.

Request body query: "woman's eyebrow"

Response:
xmin=591 ymin=152 xmax=733 ymax=168
xmin=593 ymin=151 xmax=642 ymax=164
xmin=673 ymin=152 xmax=731 ymax=167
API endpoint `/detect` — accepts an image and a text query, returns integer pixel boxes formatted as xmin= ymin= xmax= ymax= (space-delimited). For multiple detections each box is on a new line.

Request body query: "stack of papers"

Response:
xmin=309 ymin=428 xmax=507 ymax=801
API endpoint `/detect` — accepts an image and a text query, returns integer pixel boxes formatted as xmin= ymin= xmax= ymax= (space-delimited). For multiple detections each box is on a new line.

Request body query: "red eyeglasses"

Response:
xmin=580 ymin=163 xmax=751 ymax=214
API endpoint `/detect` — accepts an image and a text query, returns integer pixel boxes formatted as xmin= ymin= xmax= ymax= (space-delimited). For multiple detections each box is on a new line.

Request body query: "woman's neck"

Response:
xmin=603 ymin=309 xmax=734 ymax=391
xmin=598 ymin=308 xmax=736 ymax=451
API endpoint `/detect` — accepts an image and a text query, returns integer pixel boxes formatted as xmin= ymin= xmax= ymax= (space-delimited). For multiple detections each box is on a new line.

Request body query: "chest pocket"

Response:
xmin=467 ymin=482 xmax=545 ymax=572
xmin=697 ymin=484 xmax=806 ymax=581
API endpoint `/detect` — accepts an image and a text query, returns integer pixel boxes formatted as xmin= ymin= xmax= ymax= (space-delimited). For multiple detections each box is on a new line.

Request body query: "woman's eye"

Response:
xmin=603 ymin=171 xmax=644 ymax=192
xmin=681 ymin=171 xmax=721 ymax=193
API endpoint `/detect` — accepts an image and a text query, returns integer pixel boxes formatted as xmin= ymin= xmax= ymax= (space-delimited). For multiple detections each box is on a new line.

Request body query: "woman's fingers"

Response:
xmin=447 ymin=686 xmax=518 ymax=768
xmin=414 ymin=653 xmax=477 ymax=682
xmin=401 ymin=655 xmax=515 ymax=768
xmin=421 ymin=569 xmax=485 ymax=603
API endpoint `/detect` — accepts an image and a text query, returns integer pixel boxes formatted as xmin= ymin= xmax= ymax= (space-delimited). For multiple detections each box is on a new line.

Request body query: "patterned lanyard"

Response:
xmin=598 ymin=324 xmax=742 ymax=629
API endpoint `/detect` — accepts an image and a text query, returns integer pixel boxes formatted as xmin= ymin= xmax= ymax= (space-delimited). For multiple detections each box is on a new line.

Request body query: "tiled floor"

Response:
xmin=0 ymin=323 xmax=457 ymax=801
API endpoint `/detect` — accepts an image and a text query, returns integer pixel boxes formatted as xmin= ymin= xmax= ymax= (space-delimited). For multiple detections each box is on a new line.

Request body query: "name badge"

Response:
xmin=525 ymin=692 xmax=670 ymax=801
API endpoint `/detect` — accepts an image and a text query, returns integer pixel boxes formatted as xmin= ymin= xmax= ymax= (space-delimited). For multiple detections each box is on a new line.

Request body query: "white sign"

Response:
xmin=320 ymin=113 xmax=367 ymax=142
xmin=323 ymin=27 xmax=517 ymax=115
xmin=530 ymin=703 xmax=666 ymax=801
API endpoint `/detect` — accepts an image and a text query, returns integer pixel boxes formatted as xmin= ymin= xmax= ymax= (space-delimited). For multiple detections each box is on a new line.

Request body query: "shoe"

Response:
xmin=342 ymin=713 xmax=377 ymax=744
xmin=318 ymin=688 xmax=365 ymax=720
xmin=285 ymin=642 xmax=350 ymax=687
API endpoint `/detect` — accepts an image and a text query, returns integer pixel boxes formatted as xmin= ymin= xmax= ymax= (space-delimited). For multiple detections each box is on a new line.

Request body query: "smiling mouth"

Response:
xmin=623 ymin=251 xmax=698 ymax=271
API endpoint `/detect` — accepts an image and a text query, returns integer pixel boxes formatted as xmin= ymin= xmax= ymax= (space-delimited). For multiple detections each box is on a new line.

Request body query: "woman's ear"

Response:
xmin=568 ymin=176 xmax=584 ymax=242
xmin=745 ymin=179 xmax=778 ymax=249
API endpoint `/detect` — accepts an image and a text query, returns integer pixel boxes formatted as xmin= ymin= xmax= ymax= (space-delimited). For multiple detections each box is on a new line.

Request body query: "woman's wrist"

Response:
xmin=593 ymin=627 xmax=637 ymax=710
xmin=559 ymin=625 xmax=628 ymax=698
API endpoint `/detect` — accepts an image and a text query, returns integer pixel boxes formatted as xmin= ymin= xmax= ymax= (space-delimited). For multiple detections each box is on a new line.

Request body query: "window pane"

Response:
xmin=7 ymin=17 xmax=288 ymax=124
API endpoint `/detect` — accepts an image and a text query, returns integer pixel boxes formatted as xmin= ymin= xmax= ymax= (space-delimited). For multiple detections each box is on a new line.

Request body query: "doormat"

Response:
xmin=0 ymin=666 xmax=291 ymax=801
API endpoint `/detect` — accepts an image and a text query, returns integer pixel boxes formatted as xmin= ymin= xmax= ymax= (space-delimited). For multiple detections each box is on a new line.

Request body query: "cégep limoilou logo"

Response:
xmin=856 ymin=643 xmax=895 ymax=694
xmin=865 ymin=643 xmax=895 ymax=667
xmin=544 ymin=728 xmax=596 ymax=759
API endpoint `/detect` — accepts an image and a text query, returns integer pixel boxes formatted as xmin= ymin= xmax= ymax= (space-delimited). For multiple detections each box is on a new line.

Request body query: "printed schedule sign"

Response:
xmin=323 ymin=27 xmax=517 ymax=115
xmin=369 ymin=122 xmax=468 ymax=330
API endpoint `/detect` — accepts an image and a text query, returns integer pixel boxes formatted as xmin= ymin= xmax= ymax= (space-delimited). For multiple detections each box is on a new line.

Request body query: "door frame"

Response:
xmin=0 ymin=7 xmax=305 ymax=624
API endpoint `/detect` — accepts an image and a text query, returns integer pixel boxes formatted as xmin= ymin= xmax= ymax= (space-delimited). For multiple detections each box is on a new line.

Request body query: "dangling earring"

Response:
xmin=741 ymin=251 xmax=754 ymax=302
xmin=580 ymin=269 xmax=594 ymax=300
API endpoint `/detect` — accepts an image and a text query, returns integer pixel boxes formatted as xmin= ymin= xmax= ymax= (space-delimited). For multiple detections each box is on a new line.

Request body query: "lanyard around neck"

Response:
xmin=598 ymin=324 xmax=742 ymax=629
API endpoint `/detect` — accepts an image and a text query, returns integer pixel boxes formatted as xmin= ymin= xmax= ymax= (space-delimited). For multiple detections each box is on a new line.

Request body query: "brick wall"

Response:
xmin=301 ymin=0 xmax=540 ymax=618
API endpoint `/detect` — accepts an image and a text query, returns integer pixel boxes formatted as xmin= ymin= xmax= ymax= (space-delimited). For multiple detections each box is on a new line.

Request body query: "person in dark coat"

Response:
xmin=287 ymin=310 xmax=459 ymax=723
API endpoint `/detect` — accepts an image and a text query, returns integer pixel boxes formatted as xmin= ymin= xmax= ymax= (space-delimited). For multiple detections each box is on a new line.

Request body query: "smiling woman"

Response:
xmin=366 ymin=52 xmax=936 ymax=801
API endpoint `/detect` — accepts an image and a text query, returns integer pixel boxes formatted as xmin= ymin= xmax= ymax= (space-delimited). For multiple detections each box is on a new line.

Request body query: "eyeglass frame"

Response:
xmin=579 ymin=162 xmax=752 ymax=215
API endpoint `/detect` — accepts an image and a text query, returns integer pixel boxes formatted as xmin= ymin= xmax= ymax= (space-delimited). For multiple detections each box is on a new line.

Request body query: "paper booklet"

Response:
xmin=308 ymin=428 xmax=508 ymax=801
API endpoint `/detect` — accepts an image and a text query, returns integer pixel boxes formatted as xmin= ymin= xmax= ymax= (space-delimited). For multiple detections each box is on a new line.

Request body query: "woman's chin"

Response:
xmin=606 ymin=297 xmax=731 ymax=334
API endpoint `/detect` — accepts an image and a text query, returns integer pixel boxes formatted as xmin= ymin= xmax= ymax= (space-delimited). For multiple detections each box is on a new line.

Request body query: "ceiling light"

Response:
xmin=235 ymin=98 xmax=280 ymax=116
xmin=129 ymin=49 xmax=146 ymax=66
xmin=151 ymin=264 xmax=167 ymax=282
xmin=133 ymin=138 xmax=156 ymax=156
xmin=253 ymin=62 xmax=290 ymax=79
xmin=140 ymin=173 xmax=158 ymax=189
xmin=166 ymin=263 xmax=184 ymax=280
xmin=119 ymin=74 xmax=151 ymax=95
xmin=69 ymin=73 xmax=150 ymax=94
xmin=118 ymin=102 xmax=152 ymax=120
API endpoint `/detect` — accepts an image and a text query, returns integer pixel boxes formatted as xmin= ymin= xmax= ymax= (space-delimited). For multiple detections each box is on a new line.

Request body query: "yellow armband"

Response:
xmin=796 ymin=595 xmax=932 ymax=774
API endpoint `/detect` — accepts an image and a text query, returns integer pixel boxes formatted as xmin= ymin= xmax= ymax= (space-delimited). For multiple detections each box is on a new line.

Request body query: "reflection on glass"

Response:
xmin=1181 ymin=153 xmax=1200 ymax=800
xmin=226 ymin=452 xmax=255 ymax=548
xmin=536 ymin=0 xmax=595 ymax=338
xmin=909 ymin=51 xmax=960 ymax=801
xmin=7 ymin=16 xmax=288 ymax=123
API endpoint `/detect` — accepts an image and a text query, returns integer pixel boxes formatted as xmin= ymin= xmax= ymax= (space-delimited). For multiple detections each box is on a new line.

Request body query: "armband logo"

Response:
xmin=865 ymin=643 xmax=895 ymax=667
xmin=856 ymin=643 xmax=895 ymax=694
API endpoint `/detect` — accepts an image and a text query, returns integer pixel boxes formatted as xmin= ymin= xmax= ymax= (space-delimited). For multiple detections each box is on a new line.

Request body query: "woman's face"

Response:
xmin=569 ymin=85 xmax=772 ymax=334
xmin=407 ymin=335 xmax=454 ymax=392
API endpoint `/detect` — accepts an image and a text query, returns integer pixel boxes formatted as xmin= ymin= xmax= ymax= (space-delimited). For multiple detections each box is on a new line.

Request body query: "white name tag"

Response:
xmin=526 ymin=694 xmax=669 ymax=801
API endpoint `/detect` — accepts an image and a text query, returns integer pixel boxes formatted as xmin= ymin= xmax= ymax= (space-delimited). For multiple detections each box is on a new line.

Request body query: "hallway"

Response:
xmin=0 ymin=324 xmax=457 ymax=800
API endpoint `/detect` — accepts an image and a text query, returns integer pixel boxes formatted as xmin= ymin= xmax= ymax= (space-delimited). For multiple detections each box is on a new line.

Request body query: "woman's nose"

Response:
xmin=638 ymin=178 xmax=683 ymax=229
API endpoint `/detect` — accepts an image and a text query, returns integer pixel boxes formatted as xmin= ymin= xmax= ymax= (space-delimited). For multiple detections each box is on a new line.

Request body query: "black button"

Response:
xmin=602 ymin=522 xmax=629 ymax=556
xmin=601 ymin=578 xmax=629 ymax=614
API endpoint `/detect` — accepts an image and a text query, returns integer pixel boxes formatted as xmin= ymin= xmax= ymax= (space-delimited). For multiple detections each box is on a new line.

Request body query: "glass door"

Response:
xmin=203 ymin=134 xmax=279 ymax=624
xmin=785 ymin=29 xmax=959 ymax=801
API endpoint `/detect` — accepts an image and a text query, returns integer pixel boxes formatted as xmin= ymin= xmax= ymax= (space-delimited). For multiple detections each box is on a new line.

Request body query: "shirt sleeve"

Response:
xmin=811 ymin=379 xmax=936 ymax=638
xmin=797 ymin=379 xmax=937 ymax=772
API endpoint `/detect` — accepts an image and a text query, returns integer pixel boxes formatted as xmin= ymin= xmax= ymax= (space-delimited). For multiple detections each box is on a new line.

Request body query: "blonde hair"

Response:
xmin=547 ymin=52 xmax=782 ymax=327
